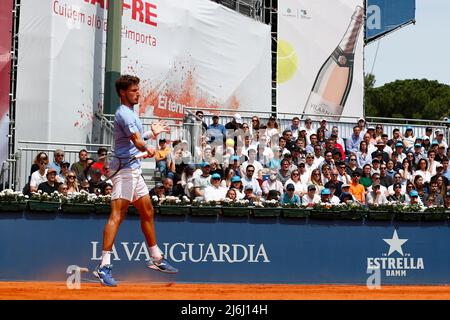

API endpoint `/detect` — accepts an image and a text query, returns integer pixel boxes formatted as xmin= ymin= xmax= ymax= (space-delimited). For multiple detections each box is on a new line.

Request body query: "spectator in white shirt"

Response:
xmin=262 ymin=171 xmax=284 ymax=197
xmin=304 ymin=117 xmax=316 ymax=145
xmin=366 ymin=183 xmax=388 ymax=205
xmin=30 ymin=158 xmax=48 ymax=193
xmin=284 ymin=169 xmax=307 ymax=196
xmin=240 ymin=148 xmax=263 ymax=179
xmin=204 ymin=173 xmax=228 ymax=201
xmin=302 ymin=184 xmax=321 ymax=206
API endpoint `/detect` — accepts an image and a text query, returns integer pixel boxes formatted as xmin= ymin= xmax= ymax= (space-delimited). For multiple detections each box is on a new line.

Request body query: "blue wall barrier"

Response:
xmin=0 ymin=211 xmax=449 ymax=284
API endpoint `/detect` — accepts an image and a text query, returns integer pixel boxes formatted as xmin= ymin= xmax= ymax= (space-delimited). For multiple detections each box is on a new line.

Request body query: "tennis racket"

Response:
xmin=94 ymin=151 xmax=149 ymax=181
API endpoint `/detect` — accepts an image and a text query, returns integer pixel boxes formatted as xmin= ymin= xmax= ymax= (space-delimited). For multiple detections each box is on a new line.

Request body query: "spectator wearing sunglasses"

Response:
xmin=91 ymin=147 xmax=109 ymax=176
xmin=48 ymin=149 xmax=65 ymax=175
xmin=387 ymin=183 xmax=406 ymax=202
xmin=65 ymin=171 xmax=79 ymax=193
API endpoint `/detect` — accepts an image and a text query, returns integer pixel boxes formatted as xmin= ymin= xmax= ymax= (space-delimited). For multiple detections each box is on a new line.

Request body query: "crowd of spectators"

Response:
xmin=25 ymin=148 xmax=113 ymax=197
xmin=24 ymin=114 xmax=450 ymax=209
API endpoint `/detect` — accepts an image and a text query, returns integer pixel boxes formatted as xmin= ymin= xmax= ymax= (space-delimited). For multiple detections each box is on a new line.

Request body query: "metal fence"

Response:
xmin=6 ymin=110 xmax=448 ymax=193
xmin=14 ymin=141 xmax=112 ymax=192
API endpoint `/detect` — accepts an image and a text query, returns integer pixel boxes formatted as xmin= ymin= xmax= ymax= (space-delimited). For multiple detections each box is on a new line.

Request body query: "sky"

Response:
xmin=364 ymin=0 xmax=450 ymax=87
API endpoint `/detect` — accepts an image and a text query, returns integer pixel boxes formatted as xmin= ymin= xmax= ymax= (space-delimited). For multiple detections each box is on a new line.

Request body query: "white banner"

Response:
xmin=277 ymin=0 xmax=364 ymax=121
xmin=16 ymin=0 xmax=271 ymax=144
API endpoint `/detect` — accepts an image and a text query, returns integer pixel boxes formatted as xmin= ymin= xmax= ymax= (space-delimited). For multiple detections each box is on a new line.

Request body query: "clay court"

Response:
xmin=1 ymin=282 xmax=450 ymax=300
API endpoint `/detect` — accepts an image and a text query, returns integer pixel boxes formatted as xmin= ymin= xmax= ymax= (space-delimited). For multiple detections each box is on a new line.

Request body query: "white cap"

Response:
xmin=436 ymin=163 xmax=443 ymax=168
xmin=367 ymin=126 xmax=375 ymax=130
xmin=299 ymin=127 xmax=307 ymax=132
xmin=234 ymin=113 xmax=242 ymax=124
xmin=358 ymin=117 xmax=365 ymax=122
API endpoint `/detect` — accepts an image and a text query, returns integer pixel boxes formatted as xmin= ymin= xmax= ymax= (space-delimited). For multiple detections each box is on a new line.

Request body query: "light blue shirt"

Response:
xmin=281 ymin=193 xmax=301 ymax=205
xmin=112 ymin=105 xmax=143 ymax=170
xmin=48 ymin=162 xmax=61 ymax=174
xmin=346 ymin=134 xmax=362 ymax=154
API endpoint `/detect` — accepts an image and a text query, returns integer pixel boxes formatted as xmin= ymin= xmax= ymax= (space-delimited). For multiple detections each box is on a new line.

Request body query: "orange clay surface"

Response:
xmin=1 ymin=282 xmax=450 ymax=300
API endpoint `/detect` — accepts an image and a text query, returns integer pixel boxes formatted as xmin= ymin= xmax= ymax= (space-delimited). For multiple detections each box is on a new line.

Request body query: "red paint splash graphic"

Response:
xmin=137 ymin=59 xmax=240 ymax=119
xmin=74 ymin=89 xmax=94 ymax=128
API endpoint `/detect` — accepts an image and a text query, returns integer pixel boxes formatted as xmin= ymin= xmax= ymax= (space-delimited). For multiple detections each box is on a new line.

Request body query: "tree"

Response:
xmin=364 ymin=74 xmax=450 ymax=121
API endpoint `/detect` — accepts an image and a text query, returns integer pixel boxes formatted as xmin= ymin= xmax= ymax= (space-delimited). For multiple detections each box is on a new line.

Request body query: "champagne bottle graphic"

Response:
xmin=302 ymin=6 xmax=364 ymax=121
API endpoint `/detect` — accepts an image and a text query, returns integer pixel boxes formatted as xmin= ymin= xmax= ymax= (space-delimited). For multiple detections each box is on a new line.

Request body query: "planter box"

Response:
xmin=334 ymin=211 xmax=365 ymax=221
xmin=221 ymin=207 xmax=251 ymax=217
xmin=422 ymin=212 xmax=448 ymax=222
xmin=252 ymin=207 xmax=281 ymax=217
xmin=366 ymin=211 xmax=393 ymax=221
xmin=27 ymin=200 xmax=61 ymax=213
xmin=95 ymin=203 xmax=111 ymax=214
xmin=395 ymin=212 xmax=422 ymax=222
xmin=127 ymin=205 xmax=139 ymax=215
xmin=159 ymin=205 xmax=190 ymax=216
xmin=309 ymin=211 xmax=336 ymax=220
xmin=61 ymin=203 xmax=95 ymax=214
xmin=281 ymin=208 xmax=309 ymax=219
xmin=0 ymin=201 xmax=27 ymax=212
xmin=190 ymin=206 xmax=221 ymax=217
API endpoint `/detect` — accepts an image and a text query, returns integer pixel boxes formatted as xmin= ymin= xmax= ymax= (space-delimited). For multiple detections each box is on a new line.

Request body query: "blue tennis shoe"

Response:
xmin=93 ymin=264 xmax=118 ymax=287
xmin=147 ymin=257 xmax=178 ymax=274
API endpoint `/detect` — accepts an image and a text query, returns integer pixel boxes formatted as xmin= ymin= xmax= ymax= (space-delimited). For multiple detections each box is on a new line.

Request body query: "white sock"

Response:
xmin=101 ymin=250 xmax=111 ymax=267
xmin=149 ymin=245 xmax=163 ymax=261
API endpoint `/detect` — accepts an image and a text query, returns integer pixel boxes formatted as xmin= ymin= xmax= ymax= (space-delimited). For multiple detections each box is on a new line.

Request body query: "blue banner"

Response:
xmin=1 ymin=212 xmax=450 ymax=285
xmin=366 ymin=0 xmax=416 ymax=43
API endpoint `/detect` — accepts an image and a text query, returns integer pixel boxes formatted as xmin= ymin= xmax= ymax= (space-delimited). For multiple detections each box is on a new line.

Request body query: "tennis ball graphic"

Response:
xmin=277 ymin=40 xmax=298 ymax=84
xmin=226 ymin=138 xmax=235 ymax=147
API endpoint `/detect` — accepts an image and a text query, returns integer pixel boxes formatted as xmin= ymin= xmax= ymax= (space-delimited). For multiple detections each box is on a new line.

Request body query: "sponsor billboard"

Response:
xmin=277 ymin=0 xmax=364 ymax=121
xmin=0 ymin=0 xmax=13 ymax=166
xmin=0 ymin=214 xmax=448 ymax=284
xmin=366 ymin=0 xmax=416 ymax=43
xmin=15 ymin=0 xmax=271 ymax=144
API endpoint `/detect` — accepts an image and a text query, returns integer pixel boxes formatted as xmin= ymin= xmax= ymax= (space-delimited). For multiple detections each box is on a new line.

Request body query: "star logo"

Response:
xmin=383 ymin=230 xmax=408 ymax=256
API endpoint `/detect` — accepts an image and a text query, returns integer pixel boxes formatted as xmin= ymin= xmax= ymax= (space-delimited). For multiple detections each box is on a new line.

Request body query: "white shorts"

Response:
xmin=111 ymin=168 xmax=149 ymax=203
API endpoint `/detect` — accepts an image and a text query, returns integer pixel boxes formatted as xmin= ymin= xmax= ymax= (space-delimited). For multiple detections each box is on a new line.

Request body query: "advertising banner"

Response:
xmin=1 ymin=214 xmax=449 ymax=284
xmin=0 ymin=0 xmax=13 ymax=165
xmin=366 ymin=0 xmax=416 ymax=43
xmin=15 ymin=0 xmax=271 ymax=144
xmin=277 ymin=0 xmax=364 ymax=121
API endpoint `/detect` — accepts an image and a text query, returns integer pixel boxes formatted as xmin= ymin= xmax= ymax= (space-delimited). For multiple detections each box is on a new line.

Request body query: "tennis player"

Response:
xmin=94 ymin=75 xmax=178 ymax=287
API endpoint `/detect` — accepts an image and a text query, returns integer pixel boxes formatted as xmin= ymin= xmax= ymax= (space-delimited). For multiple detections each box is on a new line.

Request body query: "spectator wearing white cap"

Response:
xmin=357 ymin=118 xmax=367 ymax=139
xmin=435 ymin=130 xmax=448 ymax=150
xmin=435 ymin=144 xmax=447 ymax=162
xmin=318 ymin=118 xmax=330 ymax=139
xmin=365 ymin=126 xmax=377 ymax=146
